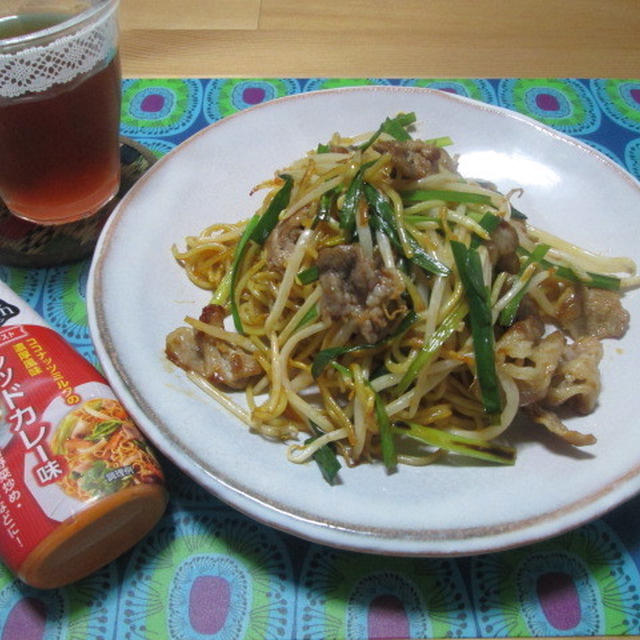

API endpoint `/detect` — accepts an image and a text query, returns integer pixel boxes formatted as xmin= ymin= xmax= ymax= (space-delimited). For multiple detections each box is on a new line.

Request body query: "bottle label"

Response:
xmin=0 ymin=299 xmax=164 ymax=572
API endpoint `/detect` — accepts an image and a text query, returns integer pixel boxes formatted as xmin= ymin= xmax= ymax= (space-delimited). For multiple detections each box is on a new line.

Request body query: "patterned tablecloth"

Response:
xmin=2 ymin=78 xmax=640 ymax=640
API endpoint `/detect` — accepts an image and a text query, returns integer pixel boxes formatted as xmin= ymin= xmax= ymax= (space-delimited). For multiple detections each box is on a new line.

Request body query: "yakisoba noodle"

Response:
xmin=166 ymin=113 xmax=638 ymax=482
xmin=53 ymin=397 xmax=161 ymax=500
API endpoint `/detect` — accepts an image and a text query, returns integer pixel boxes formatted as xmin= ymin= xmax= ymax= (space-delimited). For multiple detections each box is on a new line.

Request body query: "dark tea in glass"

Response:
xmin=0 ymin=2 xmax=121 ymax=225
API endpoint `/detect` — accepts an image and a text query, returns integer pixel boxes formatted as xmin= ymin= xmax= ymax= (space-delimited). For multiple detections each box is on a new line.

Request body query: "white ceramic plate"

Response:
xmin=88 ymin=86 xmax=640 ymax=556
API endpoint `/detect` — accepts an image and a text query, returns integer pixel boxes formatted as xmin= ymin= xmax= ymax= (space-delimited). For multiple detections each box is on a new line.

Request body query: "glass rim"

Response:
xmin=0 ymin=0 xmax=119 ymax=49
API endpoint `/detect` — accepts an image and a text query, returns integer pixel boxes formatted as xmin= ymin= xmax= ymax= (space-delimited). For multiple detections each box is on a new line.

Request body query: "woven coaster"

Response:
xmin=0 ymin=137 xmax=157 ymax=268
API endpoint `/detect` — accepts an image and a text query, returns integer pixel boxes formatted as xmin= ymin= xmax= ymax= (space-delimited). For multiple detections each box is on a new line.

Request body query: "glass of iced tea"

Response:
xmin=0 ymin=1 xmax=121 ymax=225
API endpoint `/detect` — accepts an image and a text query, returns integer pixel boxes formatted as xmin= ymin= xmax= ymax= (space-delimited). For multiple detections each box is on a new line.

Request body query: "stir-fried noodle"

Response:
xmin=166 ymin=113 xmax=638 ymax=482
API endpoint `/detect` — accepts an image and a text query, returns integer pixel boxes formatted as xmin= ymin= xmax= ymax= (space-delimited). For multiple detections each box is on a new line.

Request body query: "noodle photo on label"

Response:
xmin=52 ymin=397 xmax=162 ymax=500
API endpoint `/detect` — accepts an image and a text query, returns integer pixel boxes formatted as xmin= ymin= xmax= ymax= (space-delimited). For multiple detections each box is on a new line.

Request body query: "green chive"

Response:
xmin=296 ymin=265 xmax=319 ymax=285
xmin=498 ymin=244 xmax=550 ymax=327
xmin=373 ymin=389 xmax=397 ymax=471
xmin=364 ymin=183 xmax=450 ymax=276
xmin=230 ymin=175 xmax=294 ymax=333
xmin=360 ymin=112 xmax=417 ymax=151
xmin=339 ymin=164 xmax=373 ymax=241
xmin=307 ymin=421 xmax=341 ymax=485
xmin=423 ymin=135 xmax=454 ymax=147
xmin=510 ymin=205 xmax=528 ymax=220
xmin=403 ymin=189 xmax=493 ymax=206
xmin=450 ymin=241 xmax=502 ymax=415
xmin=312 ymin=188 xmax=337 ymax=229
xmin=293 ymin=304 xmax=319 ymax=332
xmin=312 ymin=311 xmax=419 ymax=378
xmin=249 ymin=174 xmax=294 ymax=245
xmin=210 ymin=269 xmax=232 ymax=306
xmin=230 ymin=214 xmax=261 ymax=333
xmin=394 ymin=422 xmax=516 ymax=465
xmin=517 ymin=246 xmax=621 ymax=291
xmin=397 ymin=302 xmax=468 ymax=394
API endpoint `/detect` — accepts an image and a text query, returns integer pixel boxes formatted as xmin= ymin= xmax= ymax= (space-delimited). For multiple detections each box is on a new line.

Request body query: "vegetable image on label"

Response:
xmin=51 ymin=396 xmax=161 ymax=502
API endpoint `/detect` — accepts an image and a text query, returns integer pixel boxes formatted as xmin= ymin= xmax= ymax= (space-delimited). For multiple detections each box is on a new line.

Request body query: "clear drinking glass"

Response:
xmin=0 ymin=1 xmax=121 ymax=225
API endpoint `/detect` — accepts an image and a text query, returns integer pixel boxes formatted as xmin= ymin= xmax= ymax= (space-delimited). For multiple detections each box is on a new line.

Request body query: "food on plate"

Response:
xmin=166 ymin=113 xmax=638 ymax=483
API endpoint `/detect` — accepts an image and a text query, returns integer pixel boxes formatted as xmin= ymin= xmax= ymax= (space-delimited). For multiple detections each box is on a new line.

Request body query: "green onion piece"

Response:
xmin=330 ymin=361 xmax=352 ymax=377
xmin=397 ymin=302 xmax=468 ymax=394
xmin=373 ymin=389 xmax=397 ymax=470
xmin=312 ymin=188 xmax=337 ymax=229
xmin=423 ymin=135 xmax=454 ymax=147
xmin=403 ymin=189 xmax=493 ymax=206
xmin=229 ymin=214 xmax=261 ymax=333
xmin=312 ymin=310 xmax=419 ymax=378
xmin=499 ymin=244 xmax=550 ymax=327
xmin=249 ymin=174 xmax=294 ymax=245
xmin=477 ymin=212 xmax=501 ymax=232
xmin=294 ymin=304 xmax=319 ymax=332
xmin=339 ymin=164 xmax=372 ymax=241
xmin=510 ymin=205 xmax=528 ymax=220
xmin=364 ymin=184 xmax=450 ymax=276
xmin=404 ymin=214 xmax=439 ymax=225
xmin=229 ymin=175 xmax=294 ymax=333
xmin=296 ymin=265 xmax=319 ymax=285
xmin=469 ymin=212 xmax=502 ymax=249
xmin=306 ymin=421 xmax=341 ymax=485
xmin=316 ymin=143 xmax=331 ymax=154
xmin=394 ymin=422 xmax=516 ymax=465
xmin=379 ymin=115 xmax=413 ymax=142
xmin=87 ymin=420 xmax=121 ymax=442
xmin=450 ymin=240 xmax=502 ymax=414
xmin=210 ymin=269 xmax=232 ymax=305
xmin=517 ymin=247 xmax=621 ymax=291
xmin=360 ymin=112 xmax=417 ymax=150
xmin=323 ymin=365 xmax=396 ymax=471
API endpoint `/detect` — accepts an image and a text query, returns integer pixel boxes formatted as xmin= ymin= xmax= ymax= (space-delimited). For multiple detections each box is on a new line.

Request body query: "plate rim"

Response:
xmin=88 ymin=84 xmax=640 ymax=556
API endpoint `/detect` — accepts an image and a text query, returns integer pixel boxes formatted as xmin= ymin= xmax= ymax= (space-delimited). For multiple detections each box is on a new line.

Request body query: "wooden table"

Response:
xmin=119 ymin=0 xmax=640 ymax=78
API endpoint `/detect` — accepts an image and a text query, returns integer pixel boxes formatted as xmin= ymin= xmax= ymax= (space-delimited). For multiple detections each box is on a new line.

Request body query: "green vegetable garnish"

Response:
xmin=312 ymin=310 xmax=419 ymax=378
xmin=340 ymin=163 xmax=374 ymax=241
xmin=249 ymin=174 xmax=294 ymax=245
xmin=364 ymin=184 xmax=450 ymax=276
xmin=210 ymin=269 xmax=232 ymax=306
xmin=79 ymin=461 xmax=127 ymax=497
xmin=469 ymin=212 xmax=501 ymax=249
xmin=394 ymin=422 xmax=516 ymax=465
xmin=87 ymin=420 xmax=121 ymax=442
xmin=373 ymin=389 xmax=397 ymax=471
xmin=230 ymin=175 xmax=293 ymax=332
xmin=517 ymin=246 xmax=621 ymax=291
xmin=296 ymin=265 xmax=319 ymax=285
xmin=306 ymin=421 xmax=341 ymax=485
xmin=293 ymin=304 xmax=319 ymax=332
xmin=397 ymin=302 xmax=468 ymax=394
xmin=312 ymin=188 xmax=337 ymax=229
xmin=229 ymin=213 xmax=261 ymax=333
xmin=450 ymin=240 xmax=502 ymax=415
xmin=403 ymin=189 xmax=493 ymax=206
xmin=360 ymin=112 xmax=417 ymax=151
xmin=498 ymin=244 xmax=550 ymax=326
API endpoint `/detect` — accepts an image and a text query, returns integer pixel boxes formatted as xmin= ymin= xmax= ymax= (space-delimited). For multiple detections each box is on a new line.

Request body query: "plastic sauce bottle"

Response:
xmin=0 ymin=281 xmax=168 ymax=589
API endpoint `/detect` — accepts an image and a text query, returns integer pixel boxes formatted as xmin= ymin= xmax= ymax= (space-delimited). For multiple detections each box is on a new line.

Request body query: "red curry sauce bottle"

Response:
xmin=0 ymin=281 xmax=167 ymax=589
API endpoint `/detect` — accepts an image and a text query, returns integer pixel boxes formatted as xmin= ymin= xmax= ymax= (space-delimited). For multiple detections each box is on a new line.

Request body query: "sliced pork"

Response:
xmin=265 ymin=208 xmax=310 ymax=271
xmin=165 ymin=304 xmax=261 ymax=390
xmin=373 ymin=139 xmax=448 ymax=181
xmin=317 ymin=244 xmax=405 ymax=343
